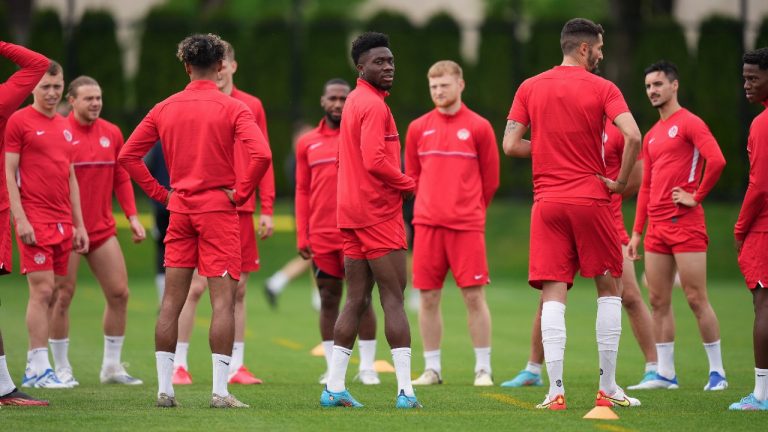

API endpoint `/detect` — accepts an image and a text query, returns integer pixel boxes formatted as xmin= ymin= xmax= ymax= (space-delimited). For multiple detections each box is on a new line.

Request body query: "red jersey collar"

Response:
xmin=356 ymin=78 xmax=389 ymax=98
xmin=434 ymin=103 xmax=466 ymax=120
xmin=67 ymin=110 xmax=95 ymax=132
xmin=316 ymin=117 xmax=340 ymax=136
xmin=185 ymin=80 xmax=218 ymax=91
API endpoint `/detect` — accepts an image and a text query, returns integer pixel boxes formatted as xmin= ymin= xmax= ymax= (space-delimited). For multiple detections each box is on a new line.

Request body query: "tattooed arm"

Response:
xmin=502 ymin=120 xmax=531 ymax=157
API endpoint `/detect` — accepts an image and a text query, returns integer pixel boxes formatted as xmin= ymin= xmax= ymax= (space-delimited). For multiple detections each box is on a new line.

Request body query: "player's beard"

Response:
xmin=587 ymin=52 xmax=601 ymax=75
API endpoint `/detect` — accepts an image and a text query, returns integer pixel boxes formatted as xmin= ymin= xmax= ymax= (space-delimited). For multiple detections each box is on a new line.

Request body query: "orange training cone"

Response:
xmin=310 ymin=343 xmax=325 ymax=357
xmin=373 ymin=360 xmax=396 ymax=373
xmin=583 ymin=406 xmax=619 ymax=420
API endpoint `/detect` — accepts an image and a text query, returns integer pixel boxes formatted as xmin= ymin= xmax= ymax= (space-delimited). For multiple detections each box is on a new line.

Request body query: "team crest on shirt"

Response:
xmin=63 ymin=129 xmax=73 ymax=142
xmin=99 ymin=136 xmax=111 ymax=148
xmin=456 ymin=128 xmax=470 ymax=141
xmin=667 ymin=125 xmax=678 ymax=138
xmin=33 ymin=253 xmax=46 ymax=265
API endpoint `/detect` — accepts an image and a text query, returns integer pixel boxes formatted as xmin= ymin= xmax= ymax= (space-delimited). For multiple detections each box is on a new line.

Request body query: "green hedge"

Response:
xmin=28 ymin=9 xmax=64 ymax=68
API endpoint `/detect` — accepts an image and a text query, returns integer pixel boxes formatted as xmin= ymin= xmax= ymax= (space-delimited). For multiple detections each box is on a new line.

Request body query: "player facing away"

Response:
xmin=504 ymin=18 xmax=643 ymax=410
xmin=45 ymin=76 xmax=145 ymax=387
xmin=501 ymin=120 xmax=658 ymax=389
xmin=5 ymin=60 xmax=89 ymax=390
xmin=627 ymin=60 xmax=727 ymax=391
xmin=296 ymin=79 xmax=380 ymax=386
xmin=172 ymin=40 xmax=273 ymax=387
xmin=729 ymin=47 xmax=768 ymax=411
xmin=320 ymin=32 xmax=421 ymax=409
xmin=405 ymin=60 xmax=499 ymax=387
xmin=118 ymin=33 xmax=271 ymax=408
xmin=0 ymin=41 xmax=50 ymax=406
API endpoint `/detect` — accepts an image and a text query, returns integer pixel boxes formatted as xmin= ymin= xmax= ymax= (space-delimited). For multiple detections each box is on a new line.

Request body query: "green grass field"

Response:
xmin=0 ymin=200 xmax=762 ymax=430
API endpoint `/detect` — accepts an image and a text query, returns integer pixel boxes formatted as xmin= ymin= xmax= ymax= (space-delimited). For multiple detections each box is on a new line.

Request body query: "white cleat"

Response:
xmin=597 ymin=386 xmax=641 ymax=407
xmin=474 ymin=370 xmax=494 ymax=387
xmin=100 ymin=364 xmax=143 ymax=385
xmin=31 ymin=369 xmax=73 ymax=389
xmin=56 ymin=367 xmax=80 ymax=387
xmin=354 ymin=369 xmax=381 ymax=385
xmin=412 ymin=369 xmax=442 ymax=385
xmin=210 ymin=393 xmax=249 ymax=408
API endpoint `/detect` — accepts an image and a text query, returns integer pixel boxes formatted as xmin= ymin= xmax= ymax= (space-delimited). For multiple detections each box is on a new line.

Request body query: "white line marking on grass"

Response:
xmin=481 ymin=392 xmax=536 ymax=409
xmin=595 ymin=424 xmax=635 ymax=432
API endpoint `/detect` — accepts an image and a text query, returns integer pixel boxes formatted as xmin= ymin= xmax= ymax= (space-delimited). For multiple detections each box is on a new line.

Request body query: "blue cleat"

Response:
xmin=395 ymin=390 xmax=422 ymax=409
xmin=729 ymin=393 xmax=768 ymax=411
xmin=320 ymin=387 xmax=363 ymax=408
xmin=625 ymin=371 xmax=678 ymax=390
xmin=500 ymin=370 xmax=543 ymax=388
xmin=704 ymin=371 xmax=728 ymax=391
xmin=627 ymin=370 xmax=657 ymax=390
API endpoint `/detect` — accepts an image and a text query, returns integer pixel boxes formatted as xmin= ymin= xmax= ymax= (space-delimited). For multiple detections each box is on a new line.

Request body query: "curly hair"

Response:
xmin=351 ymin=32 xmax=390 ymax=65
xmin=744 ymin=47 xmax=768 ymax=70
xmin=176 ymin=33 xmax=226 ymax=69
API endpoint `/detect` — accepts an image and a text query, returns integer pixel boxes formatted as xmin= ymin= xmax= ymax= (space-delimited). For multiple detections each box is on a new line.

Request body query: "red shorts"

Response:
xmin=645 ymin=216 xmax=708 ymax=255
xmin=529 ymin=200 xmax=622 ymax=289
xmin=164 ymin=211 xmax=241 ymax=280
xmin=239 ymin=212 xmax=260 ymax=273
xmin=88 ymin=227 xmax=116 ymax=252
xmin=413 ymin=225 xmax=489 ymax=289
xmin=311 ymin=231 xmax=344 ymax=279
xmin=738 ymin=232 xmax=768 ymax=290
xmin=17 ymin=222 xmax=73 ymax=275
xmin=611 ymin=202 xmax=630 ymax=245
xmin=341 ymin=215 xmax=407 ymax=260
xmin=0 ymin=208 xmax=11 ymax=275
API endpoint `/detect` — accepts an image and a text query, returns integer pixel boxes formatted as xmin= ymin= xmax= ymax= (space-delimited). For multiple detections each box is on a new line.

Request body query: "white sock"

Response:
xmin=645 ymin=362 xmax=658 ymax=373
xmin=525 ymin=361 xmax=542 ymax=375
xmin=541 ymin=301 xmax=566 ymax=398
xmin=231 ymin=342 xmax=245 ymax=373
xmin=174 ymin=342 xmax=189 ymax=369
xmin=0 ymin=355 xmax=15 ymax=395
xmin=267 ymin=271 xmax=289 ymax=294
xmin=155 ymin=351 xmax=175 ymax=397
xmin=26 ymin=350 xmax=32 ymax=365
xmin=755 ymin=368 xmax=768 ymax=401
xmin=596 ymin=296 xmax=622 ymax=394
xmin=424 ymin=350 xmax=441 ymax=374
xmin=326 ymin=345 xmax=352 ymax=393
xmin=103 ymin=335 xmax=124 ymax=369
xmin=703 ymin=340 xmax=725 ymax=376
xmin=474 ymin=347 xmax=491 ymax=374
xmin=212 ymin=353 xmax=231 ymax=397
xmin=656 ymin=342 xmax=676 ymax=379
xmin=155 ymin=273 xmax=165 ymax=302
xmin=322 ymin=340 xmax=334 ymax=371
xmin=358 ymin=339 xmax=376 ymax=371
xmin=392 ymin=347 xmax=415 ymax=397
xmin=30 ymin=347 xmax=52 ymax=375
xmin=49 ymin=338 xmax=71 ymax=371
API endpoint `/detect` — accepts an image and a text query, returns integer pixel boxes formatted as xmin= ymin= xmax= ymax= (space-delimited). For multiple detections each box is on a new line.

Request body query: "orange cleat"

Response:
xmin=172 ymin=366 xmax=193 ymax=385
xmin=228 ymin=366 xmax=263 ymax=385
xmin=536 ymin=394 xmax=566 ymax=410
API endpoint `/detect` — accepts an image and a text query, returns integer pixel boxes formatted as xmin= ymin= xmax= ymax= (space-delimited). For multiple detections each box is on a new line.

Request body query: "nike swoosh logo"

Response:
xmin=423 ymin=129 xmax=436 ymax=136
xmin=606 ymin=395 xmax=631 ymax=407
xmin=72 ymin=140 xmax=80 ymax=145
xmin=219 ymin=360 xmax=230 ymax=366
xmin=473 ymin=274 xmax=484 ymax=280
xmin=36 ymin=131 xmax=45 ymax=135
xmin=309 ymin=142 xmax=323 ymax=150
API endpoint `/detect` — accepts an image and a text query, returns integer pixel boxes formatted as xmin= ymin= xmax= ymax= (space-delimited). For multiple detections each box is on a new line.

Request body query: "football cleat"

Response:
xmin=100 ymin=364 xmax=143 ymax=385
xmin=626 ymin=372 xmax=679 ymax=389
xmin=56 ymin=367 xmax=79 ymax=387
xmin=474 ymin=370 xmax=494 ymax=387
xmin=729 ymin=393 xmax=768 ymax=411
xmin=156 ymin=393 xmax=178 ymax=408
xmin=263 ymin=283 xmax=278 ymax=310
xmin=596 ymin=387 xmax=641 ymax=407
xmin=25 ymin=369 xmax=72 ymax=389
xmin=395 ymin=389 xmax=422 ymax=409
xmin=228 ymin=366 xmax=263 ymax=385
xmin=703 ymin=371 xmax=728 ymax=391
xmin=320 ymin=387 xmax=363 ymax=408
xmin=210 ymin=393 xmax=249 ymax=408
xmin=354 ymin=369 xmax=381 ymax=385
xmin=535 ymin=393 xmax=566 ymax=410
xmin=172 ymin=366 xmax=193 ymax=385
xmin=411 ymin=369 xmax=442 ymax=385
xmin=500 ymin=370 xmax=543 ymax=388
xmin=627 ymin=370 xmax=657 ymax=390
xmin=0 ymin=389 xmax=49 ymax=406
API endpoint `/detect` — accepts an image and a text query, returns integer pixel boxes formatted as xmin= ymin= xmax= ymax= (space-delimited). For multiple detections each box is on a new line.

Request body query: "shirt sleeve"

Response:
xmin=359 ymin=103 xmax=415 ymax=191
xmin=118 ymin=109 xmax=169 ymax=205
xmin=4 ymin=113 xmax=24 ymax=153
xmin=254 ymin=101 xmax=274 ymax=215
xmin=232 ymin=107 xmax=272 ymax=206
xmin=632 ymin=134 xmax=652 ymax=234
xmin=294 ymin=137 xmax=310 ymax=250
xmin=0 ymin=42 xmax=49 ymax=120
xmin=735 ymin=132 xmax=768 ymax=240
xmin=688 ymin=117 xmax=726 ymax=203
xmin=507 ymin=80 xmax=530 ymax=126
xmin=477 ymin=119 xmax=500 ymax=207
xmin=111 ymin=128 xmax=137 ymax=218
xmin=404 ymin=120 xmax=421 ymax=193
xmin=603 ymin=81 xmax=630 ymax=122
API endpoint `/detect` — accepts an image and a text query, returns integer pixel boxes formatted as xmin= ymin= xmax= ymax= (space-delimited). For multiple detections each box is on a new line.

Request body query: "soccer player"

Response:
xmin=729 ymin=46 xmax=768 ymax=411
xmin=319 ymin=32 xmax=421 ymax=409
xmin=504 ymin=18 xmax=642 ymax=410
xmin=405 ymin=60 xmax=499 ymax=387
xmin=0 ymin=41 xmax=50 ymax=406
xmin=296 ymin=78 xmax=379 ymax=385
xmin=5 ymin=60 xmax=89 ymax=390
xmin=118 ymin=33 xmax=271 ymax=408
xmin=627 ymin=60 xmax=727 ymax=391
xmin=172 ymin=40 xmax=274 ymax=386
xmin=501 ymin=120 xmax=658 ymax=389
xmin=45 ymin=76 xmax=145 ymax=387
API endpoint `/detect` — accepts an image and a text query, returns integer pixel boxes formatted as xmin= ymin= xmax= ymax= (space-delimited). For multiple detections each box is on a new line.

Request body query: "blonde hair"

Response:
xmin=427 ymin=60 xmax=463 ymax=79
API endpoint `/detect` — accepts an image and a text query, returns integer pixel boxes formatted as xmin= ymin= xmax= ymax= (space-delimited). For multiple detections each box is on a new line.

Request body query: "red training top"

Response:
xmin=603 ymin=119 xmax=642 ymax=235
xmin=118 ymin=80 xmax=272 ymax=214
xmin=5 ymin=106 xmax=74 ymax=223
xmin=295 ymin=118 xmax=341 ymax=250
xmin=735 ymin=101 xmax=768 ymax=240
xmin=508 ymin=66 xmax=630 ymax=203
xmin=337 ymin=78 xmax=415 ymax=228
xmin=68 ymin=112 xmax=137 ymax=236
xmin=231 ymin=86 xmax=274 ymax=215
xmin=405 ymin=103 xmax=499 ymax=231
xmin=633 ymin=108 xmax=725 ymax=233
xmin=0 ymin=42 xmax=49 ymax=212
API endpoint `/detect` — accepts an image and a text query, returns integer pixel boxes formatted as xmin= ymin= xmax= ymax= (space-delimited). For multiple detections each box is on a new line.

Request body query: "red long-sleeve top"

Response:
xmin=68 ymin=112 xmax=137 ymax=236
xmin=405 ymin=104 xmax=499 ymax=231
xmin=118 ymin=80 xmax=271 ymax=213
xmin=337 ymin=78 xmax=415 ymax=228
xmin=0 ymin=42 xmax=49 ymax=212
xmin=633 ymin=108 xmax=726 ymax=233
xmin=735 ymin=101 xmax=768 ymax=240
